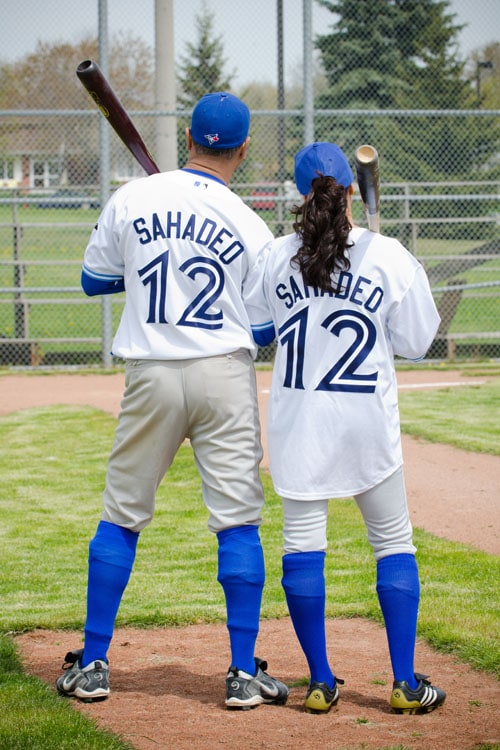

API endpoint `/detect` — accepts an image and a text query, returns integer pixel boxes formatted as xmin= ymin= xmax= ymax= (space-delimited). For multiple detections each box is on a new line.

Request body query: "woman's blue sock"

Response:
xmin=282 ymin=551 xmax=334 ymax=687
xmin=217 ymin=525 xmax=265 ymax=675
xmin=376 ymin=553 xmax=420 ymax=689
xmin=82 ymin=520 xmax=139 ymax=667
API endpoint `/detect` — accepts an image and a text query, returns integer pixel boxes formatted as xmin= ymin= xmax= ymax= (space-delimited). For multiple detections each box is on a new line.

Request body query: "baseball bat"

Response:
xmin=76 ymin=59 xmax=160 ymax=176
xmin=354 ymin=144 xmax=380 ymax=232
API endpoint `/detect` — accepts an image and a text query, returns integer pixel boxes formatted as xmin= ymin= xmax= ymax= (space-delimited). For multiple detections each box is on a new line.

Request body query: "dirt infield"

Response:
xmin=4 ymin=369 xmax=500 ymax=749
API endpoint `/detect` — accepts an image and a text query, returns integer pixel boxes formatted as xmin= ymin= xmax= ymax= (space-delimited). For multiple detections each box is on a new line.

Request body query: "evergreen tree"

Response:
xmin=312 ymin=0 xmax=497 ymax=183
xmin=315 ymin=0 xmax=471 ymax=109
xmin=177 ymin=5 xmax=234 ymax=108
xmin=309 ymin=0 xmax=499 ymax=247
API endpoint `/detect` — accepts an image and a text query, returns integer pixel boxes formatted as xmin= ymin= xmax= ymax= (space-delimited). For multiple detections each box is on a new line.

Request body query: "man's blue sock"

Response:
xmin=376 ymin=553 xmax=420 ymax=689
xmin=82 ymin=520 xmax=139 ymax=667
xmin=217 ymin=525 xmax=265 ymax=675
xmin=282 ymin=551 xmax=334 ymax=687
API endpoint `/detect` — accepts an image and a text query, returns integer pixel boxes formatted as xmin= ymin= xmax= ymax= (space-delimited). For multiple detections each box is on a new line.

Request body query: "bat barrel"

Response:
xmin=76 ymin=59 xmax=160 ymax=176
xmin=354 ymin=143 xmax=380 ymax=232
xmin=76 ymin=59 xmax=95 ymax=77
xmin=355 ymin=144 xmax=378 ymax=166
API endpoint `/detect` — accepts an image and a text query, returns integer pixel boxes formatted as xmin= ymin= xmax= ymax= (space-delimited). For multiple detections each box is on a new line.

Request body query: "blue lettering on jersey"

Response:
xmin=133 ymin=217 xmax=150 ymax=244
xmin=350 ymin=275 xmax=371 ymax=305
xmin=152 ymin=213 xmax=166 ymax=240
xmin=290 ymin=276 xmax=305 ymax=303
xmin=132 ymin=212 xmax=244 ymax=265
xmin=335 ymin=271 xmax=352 ymax=299
xmin=166 ymin=211 xmax=182 ymax=236
xmin=195 ymin=218 xmax=217 ymax=245
xmin=182 ymin=214 xmax=196 ymax=240
xmin=275 ymin=272 xmax=384 ymax=314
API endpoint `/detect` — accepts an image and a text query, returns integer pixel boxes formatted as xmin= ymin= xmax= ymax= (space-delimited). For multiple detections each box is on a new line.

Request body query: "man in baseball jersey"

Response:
xmin=246 ymin=142 xmax=446 ymax=715
xmin=55 ymin=92 xmax=288 ymax=710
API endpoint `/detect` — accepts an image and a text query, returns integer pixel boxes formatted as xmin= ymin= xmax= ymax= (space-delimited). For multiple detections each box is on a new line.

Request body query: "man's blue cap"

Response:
xmin=294 ymin=142 xmax=354 ymax=195
xmin=190 ymin=92 xmax=250 ymax=150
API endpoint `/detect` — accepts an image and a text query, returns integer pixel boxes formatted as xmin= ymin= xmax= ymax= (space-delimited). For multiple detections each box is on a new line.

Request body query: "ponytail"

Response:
xmin=290 ymin=174 xmax=352 ymax=292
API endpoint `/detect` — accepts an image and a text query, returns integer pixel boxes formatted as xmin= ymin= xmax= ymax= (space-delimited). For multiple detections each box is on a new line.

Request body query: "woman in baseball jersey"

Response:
xmin=246 ymin=142 xmax=446 ymax=715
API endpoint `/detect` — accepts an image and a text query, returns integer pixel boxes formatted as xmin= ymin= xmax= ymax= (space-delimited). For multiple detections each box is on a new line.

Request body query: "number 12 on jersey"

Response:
xmin=138 ymin=251 xmax=225 ymax=329
xmin=279 ymin=306 xmax=379 ymax=393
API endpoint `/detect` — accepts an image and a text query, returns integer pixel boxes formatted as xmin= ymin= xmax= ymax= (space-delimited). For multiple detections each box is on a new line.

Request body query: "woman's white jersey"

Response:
xmin=247 ymin=226 xmax=440 ymax=499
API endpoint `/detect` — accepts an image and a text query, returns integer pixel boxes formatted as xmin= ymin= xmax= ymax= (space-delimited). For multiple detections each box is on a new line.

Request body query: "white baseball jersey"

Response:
xmin=83 ymin=169 xmax=274 ymax=359
xmin=246 ymin=226 xmax=440 ymax=499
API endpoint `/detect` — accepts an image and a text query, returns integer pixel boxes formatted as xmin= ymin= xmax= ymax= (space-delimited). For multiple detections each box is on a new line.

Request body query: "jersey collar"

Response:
xmin=181 ymin=168 xmax=226 ymax=186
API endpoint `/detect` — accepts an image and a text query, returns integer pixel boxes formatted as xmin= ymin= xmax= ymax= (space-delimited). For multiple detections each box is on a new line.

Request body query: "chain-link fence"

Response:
xmin=1 ymin=0 xmax=499 ymax=368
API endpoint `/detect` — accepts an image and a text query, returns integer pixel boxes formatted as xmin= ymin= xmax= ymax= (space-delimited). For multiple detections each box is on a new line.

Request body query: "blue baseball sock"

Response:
xmin=282 ymin=551 xmax=334 ymax=687
xmin=82 ymin=520 xmax=139 ymax=668
xmin=376 ymin=553 xmax=420 ymax=689
xmin=217 ymin=525 xmax=265 ymax=675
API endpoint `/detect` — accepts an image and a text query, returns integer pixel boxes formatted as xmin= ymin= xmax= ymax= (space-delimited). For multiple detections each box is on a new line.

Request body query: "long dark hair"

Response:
xmin=290 ymin=174 xmax=353 ymax=292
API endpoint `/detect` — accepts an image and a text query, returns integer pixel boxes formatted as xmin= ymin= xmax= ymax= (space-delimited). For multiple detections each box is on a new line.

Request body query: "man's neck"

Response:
xmin=183 ymin=156 xmax=235 ymax=186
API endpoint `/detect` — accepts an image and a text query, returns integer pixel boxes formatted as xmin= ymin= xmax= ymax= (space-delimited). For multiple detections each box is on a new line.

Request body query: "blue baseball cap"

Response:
xmin=190 ymin=92 xmax=250 ymax=150
xmin=294 ymin=142 xmax=354 ymax=195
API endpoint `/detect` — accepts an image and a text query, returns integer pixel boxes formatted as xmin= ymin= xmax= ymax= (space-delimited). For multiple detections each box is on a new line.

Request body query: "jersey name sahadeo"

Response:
xmin=246 ymin=227 xmax=440 ymax=499
xmin=83 ymin=169 xmax=273 ymax=359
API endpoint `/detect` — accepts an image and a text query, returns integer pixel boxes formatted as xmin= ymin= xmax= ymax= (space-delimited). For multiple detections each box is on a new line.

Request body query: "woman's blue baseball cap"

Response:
xmin=294 ymin=142 xmax=354 ymax=195
xmin=190 ymin=92 xmax=250 ymax=150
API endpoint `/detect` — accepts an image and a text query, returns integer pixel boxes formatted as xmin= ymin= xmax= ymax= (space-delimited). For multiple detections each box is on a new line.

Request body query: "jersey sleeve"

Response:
xmin=81 ymin=267 xmax=125 ymax=296
xmin=81 ymin=190 xmax=126 ymax=297
xmin=242 ymin=242 xmax=276 ymax=346
xmin=388 ymin=265 xmax=440 ymax=360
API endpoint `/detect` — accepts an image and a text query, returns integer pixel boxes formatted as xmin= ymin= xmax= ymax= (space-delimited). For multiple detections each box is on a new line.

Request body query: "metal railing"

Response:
xmin=1 ymin=182 xmax=498 ymax=367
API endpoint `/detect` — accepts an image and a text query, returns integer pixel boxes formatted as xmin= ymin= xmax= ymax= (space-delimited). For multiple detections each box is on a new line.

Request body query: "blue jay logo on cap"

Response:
xmin=191 ymin=92 xmax=250 ymax=150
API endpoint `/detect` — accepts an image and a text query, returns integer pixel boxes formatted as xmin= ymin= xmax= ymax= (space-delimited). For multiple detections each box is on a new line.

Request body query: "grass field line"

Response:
xmin=397 ymin=379 xmax=487 ymax=389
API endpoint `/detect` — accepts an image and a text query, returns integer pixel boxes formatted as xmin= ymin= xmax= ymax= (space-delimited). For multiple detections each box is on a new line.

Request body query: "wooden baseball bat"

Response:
xmin=76 ymin=59 xmax=160 ymax=176
xmin=354 ymin=144 xmax=380 ymax=232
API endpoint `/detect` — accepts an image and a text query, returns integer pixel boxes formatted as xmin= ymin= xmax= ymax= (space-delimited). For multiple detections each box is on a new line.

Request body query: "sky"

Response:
xmin=3 ymin=0 xmax=499 ymax=88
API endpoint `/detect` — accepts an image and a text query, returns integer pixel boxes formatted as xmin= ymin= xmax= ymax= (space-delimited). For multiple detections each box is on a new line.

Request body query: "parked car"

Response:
xmin=251 ymin=186 xmax=277 ymax=210
xmin=36 ymin=190 xmax=100 ymax=210
xmin=250 ymin=183 xmax=301 ymax=211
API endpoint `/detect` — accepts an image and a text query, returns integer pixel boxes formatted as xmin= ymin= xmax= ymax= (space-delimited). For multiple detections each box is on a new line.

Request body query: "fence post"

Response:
xmin=401 ymin=183 xmax=413 ymax=250
xmin=276 ymin=0 xmax=286 ymax=237
xmin=12 ymin=199 xmax=27 ymax=341
xmin=98 ymin=0 xmax=113 ymax=369
xmin=303 ymin=0 xmax=314 ymax=144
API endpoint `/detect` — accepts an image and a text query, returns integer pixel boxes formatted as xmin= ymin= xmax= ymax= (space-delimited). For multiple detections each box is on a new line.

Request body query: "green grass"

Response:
xmin=0 ymin=673 xmax=134 ymax=750
xmin=0 ymin=626 xmax=132 ymax=750
xmin=0 ymin=376 xmax=499 ymax=747
xmin=399 ymin=378 xmax=500 ymax=454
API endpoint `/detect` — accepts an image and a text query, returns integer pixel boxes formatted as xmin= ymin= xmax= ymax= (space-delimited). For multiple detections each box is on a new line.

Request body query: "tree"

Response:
xmin=0 ymin=33 xmax=153 ymax=111
xmin=466 ymin=42 xmax=500 ymax=110
xmin=0 ymin=34 xmax=154 ymax=184
xmin=311 ymin=0 xmax=498 ymax=183
xmin=177 ymin=4 xmax=235 ymax=108
xmin=315 ymin=0 xmax=471 ymax=109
